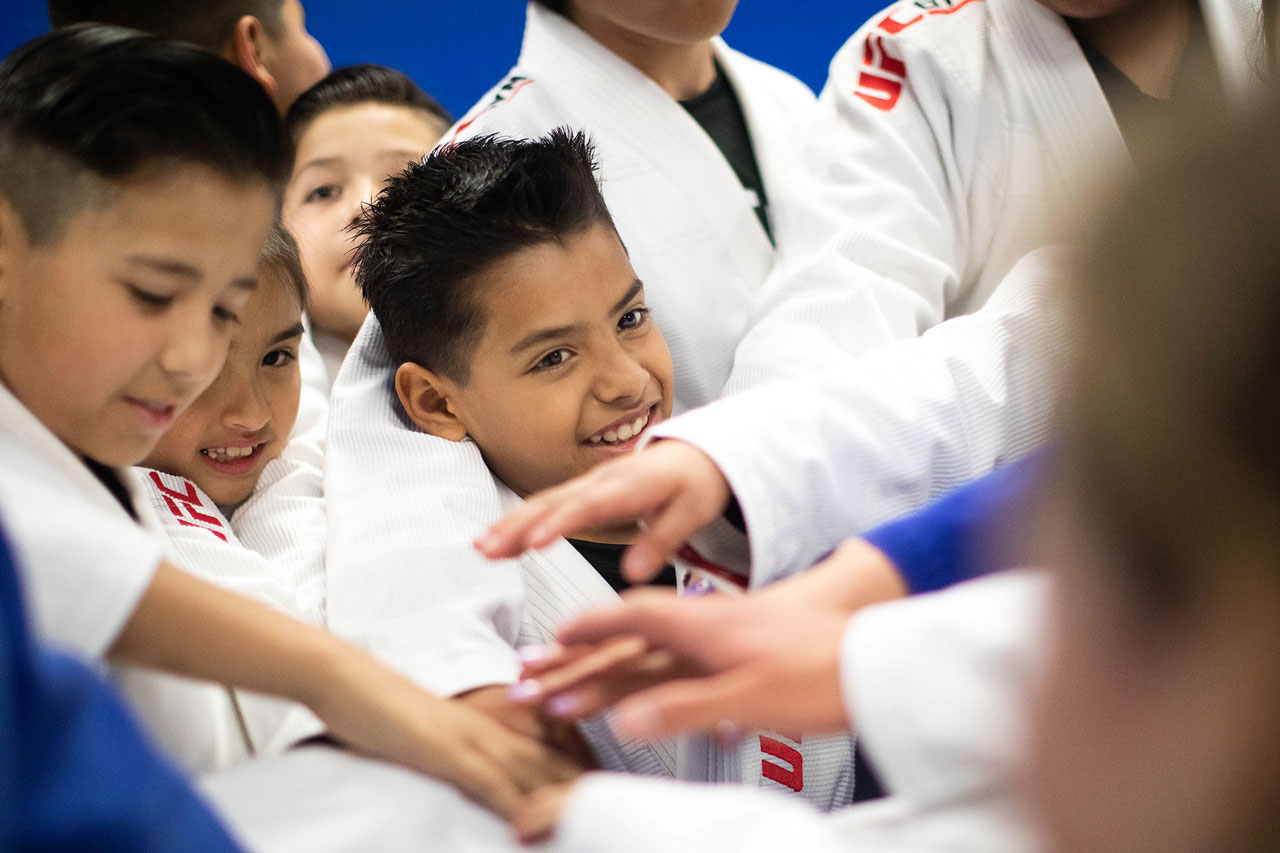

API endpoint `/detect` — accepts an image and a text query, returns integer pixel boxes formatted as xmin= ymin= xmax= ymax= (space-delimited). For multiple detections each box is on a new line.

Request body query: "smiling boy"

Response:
xmin=357 ymin=130 xmax=674 ymax=529
xmin=349 ymin=130 xmax=675 ymax=772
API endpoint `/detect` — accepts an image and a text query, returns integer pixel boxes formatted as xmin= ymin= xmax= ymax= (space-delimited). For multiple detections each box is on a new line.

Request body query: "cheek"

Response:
xmin=269 ymin=374 xmax=302 ymax=439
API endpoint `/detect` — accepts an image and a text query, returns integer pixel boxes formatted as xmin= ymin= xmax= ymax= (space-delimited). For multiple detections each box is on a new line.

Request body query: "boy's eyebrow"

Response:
xmin=610 ymin=278 xmax=644 ymax=315
xmin=271 ymin=322 xmax=306 ymax=345
xmin=124 ymin=255 xmax=258 ymax=292
xmin=508 ymin=278 xmax=645 ymax=356
xmin=125 ymin=254 xmax=202 ymax=281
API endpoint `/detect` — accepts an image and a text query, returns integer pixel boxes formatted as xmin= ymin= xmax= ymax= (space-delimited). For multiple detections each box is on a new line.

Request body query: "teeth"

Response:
xmin=589 ymin=410 xmax=652 ymax=446
xmin=202 ymin=445 xmax=257 ymax=462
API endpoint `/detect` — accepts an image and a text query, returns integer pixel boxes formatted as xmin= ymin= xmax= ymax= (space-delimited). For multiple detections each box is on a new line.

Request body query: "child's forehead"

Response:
xmin=235 ymin=265 xmax=305 ymax=338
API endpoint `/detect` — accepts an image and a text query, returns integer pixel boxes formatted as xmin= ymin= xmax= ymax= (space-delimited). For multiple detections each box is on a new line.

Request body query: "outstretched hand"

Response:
xmin=508 ymin=539 xmax=908 ymax=739
xmin=475 ymin=440 xmax=731 ymax=583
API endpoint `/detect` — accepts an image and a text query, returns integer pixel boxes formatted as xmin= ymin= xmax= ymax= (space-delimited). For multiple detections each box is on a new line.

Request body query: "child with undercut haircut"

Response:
xmin=0 ymin=24 xmax=576 ymax=817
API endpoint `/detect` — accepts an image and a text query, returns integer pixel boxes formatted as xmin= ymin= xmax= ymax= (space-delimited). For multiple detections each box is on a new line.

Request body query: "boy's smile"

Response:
xmin=0 ymin=167 xmax=276 ymax=469
xmin=397 ymin=221 xmax=675 ymax=498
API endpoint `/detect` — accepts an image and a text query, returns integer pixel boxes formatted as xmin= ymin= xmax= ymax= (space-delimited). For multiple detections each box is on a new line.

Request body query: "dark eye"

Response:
xmin=618 ymin=307 xmax=649 ymax=331
xmin=534 ymin=348 xmax=571 ymax=371
xmin=262 ymin=349 xmax=296 ymax=368
xmin=212 ymin=305 xmax=239 ymax=324
xmin=305 ymin=184 xmax=340 ymax=203
xmin=128 ymin=285 xmax=173 ymax=310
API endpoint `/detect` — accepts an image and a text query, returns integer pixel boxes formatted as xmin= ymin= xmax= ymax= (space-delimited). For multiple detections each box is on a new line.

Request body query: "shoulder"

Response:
xmin=717 ymin=43 xmax=817 ymax=112
xmin=827 ymin=0 xmax=1009 ymax=114
xmin=443 ymin=72 xmax=568 ymax=145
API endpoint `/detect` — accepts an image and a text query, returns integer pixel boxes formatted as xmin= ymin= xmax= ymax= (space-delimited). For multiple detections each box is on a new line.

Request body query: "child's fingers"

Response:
xmin=512 ymin=783 xmax=575 ymax=846
xmin=541 ymin=650 xmax=685 ymax=720
xmin=557 ymin=589 xmax=706 ymax=651
xmin=528 ymin=636 xmax=648 ymax=696
xmin=611 ymin=670 xmax=760 ymax=740
xmin=444 ymin=749 xmax=526 ymax=820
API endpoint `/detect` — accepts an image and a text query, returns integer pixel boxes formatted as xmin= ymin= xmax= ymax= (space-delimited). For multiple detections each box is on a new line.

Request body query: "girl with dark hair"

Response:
xmin=283 ymin=64 xmax=452 ymax=382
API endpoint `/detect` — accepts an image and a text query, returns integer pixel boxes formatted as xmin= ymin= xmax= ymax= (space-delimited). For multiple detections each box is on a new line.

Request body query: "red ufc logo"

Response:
xmin=854 ymin=35 xmax=907 ymax=111
xmin=760 ymin=734 xmax=804 ymax=792
xmin=149 ymin=472 xmax=228 ymax=542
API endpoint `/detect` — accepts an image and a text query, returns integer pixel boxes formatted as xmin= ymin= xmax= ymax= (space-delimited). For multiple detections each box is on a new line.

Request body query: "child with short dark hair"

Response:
xmin=0 ymin=23 xmax=576 ymax=815
xmin=46 ymin=0 xmax=329 ymax=111
xmin=283 ymin=64 xmax=452 ymax=378
xmin=346 ymin=128 xmax=674 ymax=774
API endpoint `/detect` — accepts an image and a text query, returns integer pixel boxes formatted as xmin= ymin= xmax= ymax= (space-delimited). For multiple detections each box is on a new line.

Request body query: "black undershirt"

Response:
xmin=84 ymin=458 xmax=138 ymax=521
xmin=1069 ymin=8 xmax=1219 ymax=156
xmin=566 ymin=538 xmax=678 ymax=593
xmin=679 ymin=60 xmax=774 ymax=243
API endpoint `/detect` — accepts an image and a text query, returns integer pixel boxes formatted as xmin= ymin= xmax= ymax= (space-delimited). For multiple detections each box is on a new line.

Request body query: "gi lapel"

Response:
xmin=519 ymin=3 xmax=775 ymax=287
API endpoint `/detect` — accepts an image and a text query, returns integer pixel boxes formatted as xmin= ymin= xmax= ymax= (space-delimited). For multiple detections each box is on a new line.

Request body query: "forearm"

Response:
xmin=108 ymin=560 xmax=343 ymax=710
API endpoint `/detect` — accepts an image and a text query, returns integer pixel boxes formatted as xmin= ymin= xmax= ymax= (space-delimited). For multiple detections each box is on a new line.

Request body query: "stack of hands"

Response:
xmin=468 ymin=441 xmax=908 ymax=842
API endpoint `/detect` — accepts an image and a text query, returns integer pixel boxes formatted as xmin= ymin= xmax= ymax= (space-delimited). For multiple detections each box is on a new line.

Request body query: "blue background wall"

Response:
xmin=1 ymin=2 xmax=884 ymax=117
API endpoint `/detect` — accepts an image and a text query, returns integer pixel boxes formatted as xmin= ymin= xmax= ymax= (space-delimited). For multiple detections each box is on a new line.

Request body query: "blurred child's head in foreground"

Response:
xmin=1035 ymin=101 xmax=1280 ymax=853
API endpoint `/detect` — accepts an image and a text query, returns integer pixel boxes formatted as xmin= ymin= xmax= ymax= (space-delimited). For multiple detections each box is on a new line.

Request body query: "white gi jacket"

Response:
xmin=553 ymin=571 xmax=1049 ymax=853
xmin=325 ymin=0 xmax=813 ymax=731
xmin=118 ymin=470 xmax=325 ymax=774
xmin=651 ymin=0 xmax=1264 ymax=586
xmin=0 ymin=382 xmax=160 ymax=657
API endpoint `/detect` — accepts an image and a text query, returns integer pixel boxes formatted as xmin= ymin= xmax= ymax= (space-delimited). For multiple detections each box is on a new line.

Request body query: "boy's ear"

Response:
xmin=395 ymin=362 xmax=468 ymax=442
xmin=226 ymin=15 xmax=279 ymax=101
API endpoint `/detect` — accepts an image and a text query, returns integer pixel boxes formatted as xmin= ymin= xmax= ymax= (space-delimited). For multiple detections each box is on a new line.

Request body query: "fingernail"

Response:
xmin=684 ymin=578 xmax=715 ymax=598
xmin=546 ymin=692 xmax=579 ymax=717
xmin=616 ymin=702 xmax=660 ymax=739
xmin=473 ymin=533 xmax=496 ymax=553
xmin=508 ymin=679 xmax=543 ymax=702
xmin=517 ymin=643 xmax=557 ymax=664
xmin=715 ymin=719 xmax=744 ymax=748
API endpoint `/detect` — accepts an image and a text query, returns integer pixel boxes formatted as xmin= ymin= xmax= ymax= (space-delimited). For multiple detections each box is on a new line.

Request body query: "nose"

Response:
xmin=222 ymin=374 xmax=272 ymax=434
xmin=592 ymin=343 xmax=650 ymax=408
xmin=346 ymin=175 xmax=381 ymax=230
xmin=158 ymin=312 xmax=224 ymax=392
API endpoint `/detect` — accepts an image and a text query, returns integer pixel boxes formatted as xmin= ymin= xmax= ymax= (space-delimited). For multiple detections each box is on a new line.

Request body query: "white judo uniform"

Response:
xmin=651 ymin=0 xmax=1265 ymax=586
xmin=0 ymin=381 xmax=160 ymax=659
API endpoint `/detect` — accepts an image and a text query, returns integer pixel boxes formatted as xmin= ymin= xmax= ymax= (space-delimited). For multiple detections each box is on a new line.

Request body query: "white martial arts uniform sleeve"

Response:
xmin=840 ymin=571 xmax=1046 ymax=806
xmin=324 ymin=317 xmax=524 ymax=696
xmin=725 ymin=12 xmax=1003 ymax=394
xmin=0 ymin=466 xmax=160 ymax=658
xmin=654 ymin=249 xmax=1069 ymax=586
xmin=553 ymin=572 xmax=1048 ymax=853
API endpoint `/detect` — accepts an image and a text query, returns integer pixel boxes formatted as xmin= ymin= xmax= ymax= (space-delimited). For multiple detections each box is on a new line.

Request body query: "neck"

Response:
xmin=1075 ymin=0 xmax=1191 ymax=99
xmin=568 ymin=12 xmax=717 ymax=100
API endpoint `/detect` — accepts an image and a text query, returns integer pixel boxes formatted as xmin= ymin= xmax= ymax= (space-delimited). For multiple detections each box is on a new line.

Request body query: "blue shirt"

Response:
xmin=0 ymin=520 xmax=243 ymax=851
xmin=863 ymin=452 xmax=1042 ymax=594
